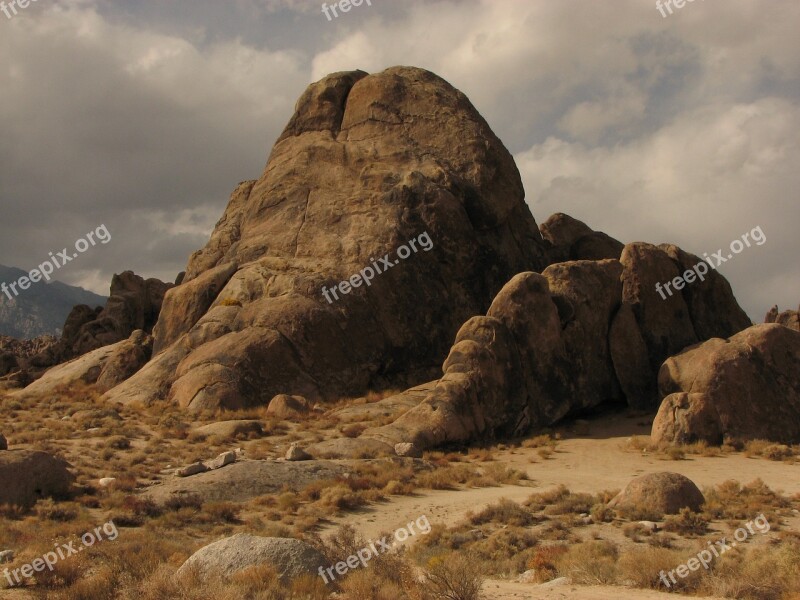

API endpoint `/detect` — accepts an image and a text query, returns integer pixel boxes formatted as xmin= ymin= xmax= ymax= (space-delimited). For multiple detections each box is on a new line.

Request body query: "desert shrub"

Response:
xmin=415 ymin=464 xmax=479 ymax=490
xmin=467 ymin=527 xmax=538 ymax=573
xmin=35 ymin=499 xmax=79 ymax=522
xmin=703 ymin=479 xmax=789 ymax=522
xmin=478 ymin=463 xmax=526 ymax=485
xmin=623 ymin=522 xmax=652 ymax=541
xmin=469 ymin=498 xmax=535 ymax=527
xmin=695 ymin=540 xmax=800 ymax=600
xmin=521 ymin=434 xmax=557 ymax=449
xmin=317 ymin=484 xmax=367 ymax=512
xmin=339 ymin=569 xmax=405 ymax=600
xmin=162 ymin=493 xmax=203 ymax=512
xmin=123 ymin=496 xmax=162 ymax=518
xmin=590 ymin=503 xmax=614 ymax=523
xmin=424 ymin=553 xmax=484 ymax=600
xmin=744 ymin=439 xmax=773 ymax=458
xmin=218 ymin=298 xmax=242 ymax=307
xmin=664 ymin=446 xmax=686 ymax=461
xmin=555 ymin=540 xmax=618 ymax=584
xmin=308 ymin=523 xmax=366 ymax=567
xmin=617 ymin=545 xmax=695 ymax=590
xmin=762 ymin=444 xmax=794 ymax=461
xmin=204 ymin=501 xmax=241 ymax=523
xmin=289 ymin=574 xmax=330 ymax=599
xmin=663 ymin=508 xmax=709 ymax=536
xmin=526 ymin=544 xmax=568 ymax=582
xmin=341 ymin=423 xmax=368 ymax=438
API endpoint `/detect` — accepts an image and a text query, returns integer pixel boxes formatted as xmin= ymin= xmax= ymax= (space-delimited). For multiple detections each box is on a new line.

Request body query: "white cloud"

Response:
xmin=516 ymin=97 xmax=800 ymax=318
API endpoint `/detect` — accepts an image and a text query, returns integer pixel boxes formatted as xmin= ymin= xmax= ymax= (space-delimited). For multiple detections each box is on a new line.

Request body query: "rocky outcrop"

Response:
xmin=194 ymin=420 xmax=264 ymax=439
xmin=266 ymin=394 xmax=312 ymax=419
xmin=13 ymin=330 xmax=152 ymax=397
xmin=105 ymin=66 xmax=549 ymax=410
xmin=609 ymin=472 xmax=705 ymax=516
xmin=652 ymin=324 xmax=800 ymax=445
xmin=144 ymin=460 xmax=357 ymax=504
xmin=177 ymin=535 xmax=326 ymax=583
xmin=540 ymin=213 xmax=624 ymax=262
xmin=31 ymin=272 xmax=169 ymax=369
xmin=0 ymin=450 xmax=74 ymax=507
xmin=312 ymin=245 xmax=751 ymax=456
xmin=0 ymin=334 xmax=57 ymax=386
xmin=765 ymin=304 xmax=799 ymax=332
xmin=92 ymin=68 xmax=750 ymax=450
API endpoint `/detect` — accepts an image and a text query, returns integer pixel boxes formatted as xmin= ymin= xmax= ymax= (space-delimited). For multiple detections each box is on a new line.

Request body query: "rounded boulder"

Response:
xmin=609 ymin=472 xmax=704 ymax=517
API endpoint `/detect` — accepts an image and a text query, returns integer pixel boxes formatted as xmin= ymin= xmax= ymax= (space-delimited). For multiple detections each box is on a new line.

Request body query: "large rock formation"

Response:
xmin=1 ymin=272 xmax=169 ymax=390
xmin=310 ymin=244 xmax=751 ymax=457
xmin=89 ymin=67 xmax=752 ymax=453
xmin=31 ymin=271 xmax=169 ymax=368
xmin=652 ymin=323 xmax=800 ymax=444
xmin=106 ymin=66 xmax=549 ymax=410
xmin=13 ymin=330 xmax=153 ymax=398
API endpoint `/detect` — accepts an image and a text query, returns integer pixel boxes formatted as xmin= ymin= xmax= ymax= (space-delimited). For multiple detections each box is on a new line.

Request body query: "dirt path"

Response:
xmin=481 ymin=579 xmax=727 ymax=599
xmin=323 ymin=412 xmax=798 ymax=600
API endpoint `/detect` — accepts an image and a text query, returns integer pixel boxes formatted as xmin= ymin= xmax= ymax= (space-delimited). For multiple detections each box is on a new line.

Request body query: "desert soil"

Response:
xmin=322 ymin=411 xmax=798 ymax=600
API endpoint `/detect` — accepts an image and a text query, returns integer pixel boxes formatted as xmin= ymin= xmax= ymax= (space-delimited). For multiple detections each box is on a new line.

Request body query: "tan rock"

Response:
xmin=609 ymin=472 xmax=704 ymax=516
xmin=394 ymin=442 xmax=421 ymax=458
xmin=765 ymin=304 xmax=799 ymax=332
xmin=653 ymin=323 xmax=800 ymax=444
xmin=194 ymin=420 xmax=264 ymax=439
xmin=285 ymin=444 xmax=311 ymax=462
xmin=176 ymin=462 xmax=210 ymax=478
xmin=104 ymin=66 xmax=549 ymax=410
xmin=267 ymin=394 xmax=312 ymax=419
xmin=0 ymin=450 xmax=74 ymax=507
xmin=205 ymin=451 xmax=237 ymax=470
xmin=176 ymin=535 xmax=325 ymax=583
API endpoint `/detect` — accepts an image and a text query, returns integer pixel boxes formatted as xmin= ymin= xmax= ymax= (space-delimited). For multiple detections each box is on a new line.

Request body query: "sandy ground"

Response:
xmin=481 ymin=579 xmax=727 ymax=600
xmin=323 ymin=411 xmax=799 ymax=600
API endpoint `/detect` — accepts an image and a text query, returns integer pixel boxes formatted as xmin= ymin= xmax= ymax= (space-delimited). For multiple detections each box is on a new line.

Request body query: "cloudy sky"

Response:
xmin=0 ymin=0 xmax=797 ymax=320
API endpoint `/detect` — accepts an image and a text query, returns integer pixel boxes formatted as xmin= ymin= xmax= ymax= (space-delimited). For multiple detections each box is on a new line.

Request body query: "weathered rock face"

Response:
xmin=609 ymin=472 xmax=705 ymax=516
xmin=13 ymin=330 xmax=152 ymax=398
xmin=652 ymin=323 xmax=800 ymax=444
xmin=0 ymin=334 xmax=56 ymax=387
xmin=0 ymin=450 xmax=74 ymax=507
xmin=765 ymin=304 xmax=799 ymax=332
xmin=540 ymin=213 xmax=624 ymax=262
xmin=177 ymin=535 xmax=326 ymax=583
xmin=106 ymin=66 xmax=549 ymax=410
xmin=30 ymin=272 xmax=169 ymax=369
xmin=266 ymin=394 xmax=312 ymax=419
xmin=314 ymin=244 xmax=751 ymax=457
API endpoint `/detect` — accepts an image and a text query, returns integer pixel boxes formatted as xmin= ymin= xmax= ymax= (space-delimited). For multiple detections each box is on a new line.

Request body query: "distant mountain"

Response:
xmin=0 ymin=264 xmax=106 ymax=339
